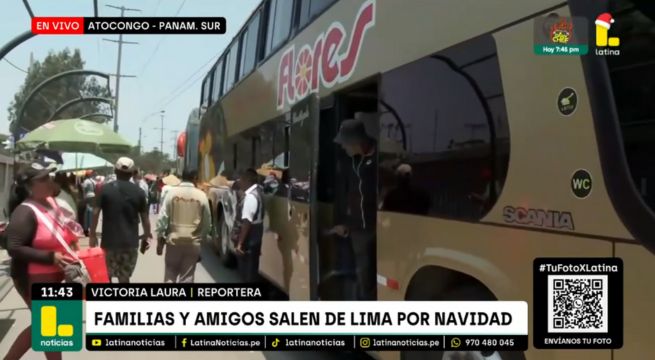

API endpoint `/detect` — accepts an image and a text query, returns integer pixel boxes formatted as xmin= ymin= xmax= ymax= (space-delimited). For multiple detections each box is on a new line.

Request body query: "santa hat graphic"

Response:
xmin=595 ymin=13 xmax=615 ymax=29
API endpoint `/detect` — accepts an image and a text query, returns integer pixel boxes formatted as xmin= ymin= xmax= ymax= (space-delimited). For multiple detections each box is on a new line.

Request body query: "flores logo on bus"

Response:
xmin=503 ymin=206 xmax=574 ymax=231
xmin=277 ymin=0 xmax=376 ymax=110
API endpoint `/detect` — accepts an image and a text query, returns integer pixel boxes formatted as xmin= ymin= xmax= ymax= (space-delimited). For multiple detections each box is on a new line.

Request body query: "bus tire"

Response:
xmin=401 ymin=285 xmax=526 ymax=360
xmin=216 ymin=215 xmax=236 ymax=268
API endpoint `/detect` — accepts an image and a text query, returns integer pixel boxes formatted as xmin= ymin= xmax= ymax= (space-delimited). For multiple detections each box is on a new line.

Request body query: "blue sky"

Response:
xmin=0 ymin=0 xmax=260 ymax=156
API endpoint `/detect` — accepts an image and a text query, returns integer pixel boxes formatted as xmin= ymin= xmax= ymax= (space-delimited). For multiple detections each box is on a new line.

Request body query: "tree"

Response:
xmin=7 ymin=48 xmax=111 ymax=134
xmin=131 ymin=148 xmax=176 ymax=174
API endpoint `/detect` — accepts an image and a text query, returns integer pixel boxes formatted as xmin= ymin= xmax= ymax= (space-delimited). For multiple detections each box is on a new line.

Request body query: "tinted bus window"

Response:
xmin=223 ymin=45 xmax=239 ymax=95
xmin=237 ymin=136 xmax=254 ymax=171
xmin=186 ymin=122 xmax=199 ymax=172
xmin=379 ymin=35 xmax=509 ymax=220
xmin=212 ymin=60 xmax=223 ymax=102
xmin=259 ymin=122 xmax=276 ymax=167
xmin=607 ymin=0 xmax=655 ymax=211
xmin=240 ymin=13 xmax=261 ymax=78
xmin=266 ymin=0 xmax=293 ymax=55
xmin=289 ymin=118 xmax=312 ymax=203
xmin=298 ymin=0 xmax=336 ymax=28
xmin=201 ymin=76 xmax=210 ymax=107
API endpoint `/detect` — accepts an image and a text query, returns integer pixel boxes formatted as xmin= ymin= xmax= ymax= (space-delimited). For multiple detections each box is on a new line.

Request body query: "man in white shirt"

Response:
xmin=235 ymin=168 xmax=264 ymax=283
xmin=131 ymin=170 xmax=149 ymax=200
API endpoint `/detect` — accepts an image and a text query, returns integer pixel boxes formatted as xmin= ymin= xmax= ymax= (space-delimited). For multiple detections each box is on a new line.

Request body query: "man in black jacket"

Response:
xmin=329 ymin=117 xmax=377 ymax=300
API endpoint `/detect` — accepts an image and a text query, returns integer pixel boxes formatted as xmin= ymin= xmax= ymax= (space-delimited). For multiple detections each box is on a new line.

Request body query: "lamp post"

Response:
xmin=160 ymin=110 xmax=165 ymax=156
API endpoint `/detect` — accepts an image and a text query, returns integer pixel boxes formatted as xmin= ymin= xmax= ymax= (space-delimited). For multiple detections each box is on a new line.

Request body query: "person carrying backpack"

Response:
xmin=234 ymin=169 xmax=265 ymax=283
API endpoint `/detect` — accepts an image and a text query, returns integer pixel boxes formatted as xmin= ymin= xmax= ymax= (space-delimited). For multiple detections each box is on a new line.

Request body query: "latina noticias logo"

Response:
xmin=595 ymin=13 xmax=620 ymax=55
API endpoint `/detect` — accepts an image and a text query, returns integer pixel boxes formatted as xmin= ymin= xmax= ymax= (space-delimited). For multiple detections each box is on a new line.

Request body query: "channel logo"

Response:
xmin=595 ymin=13 xmax=621 ymax=55
xmin=32 ymin=301 xmax=83 ymax=352
xmin=40 ymin=306 xmax=74 ymax=337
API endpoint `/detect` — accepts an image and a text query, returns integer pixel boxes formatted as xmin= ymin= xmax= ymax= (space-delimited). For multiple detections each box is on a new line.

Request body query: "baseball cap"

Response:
xmin=115 ymin=157 xmax=135 ymax=173
xmin=17 ymin=159 xmax=58 ymax=185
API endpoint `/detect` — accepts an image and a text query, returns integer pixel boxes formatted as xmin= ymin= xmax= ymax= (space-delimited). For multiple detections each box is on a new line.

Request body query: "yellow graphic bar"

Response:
xmin=58 ymin=324 xmax=74 ymax=337
xmin=596 ymin=26 xmax=608 ymax=46
xmin=608 ymin=37 xmax=620 ymax=46
xmin=40 ymin=306 xmax=57 ymax=337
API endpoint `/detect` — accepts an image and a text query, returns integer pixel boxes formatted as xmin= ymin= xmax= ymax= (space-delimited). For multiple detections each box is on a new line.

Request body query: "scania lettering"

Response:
xmin=503 ymin=206 xmax=575 ymax=230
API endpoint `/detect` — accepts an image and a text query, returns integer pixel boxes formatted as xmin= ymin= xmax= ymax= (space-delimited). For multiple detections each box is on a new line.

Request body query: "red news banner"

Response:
xmin=31 ymin=17 xmax=226 ymax=35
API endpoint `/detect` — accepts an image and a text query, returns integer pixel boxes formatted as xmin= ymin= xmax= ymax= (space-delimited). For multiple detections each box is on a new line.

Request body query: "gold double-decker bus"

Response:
xmin=189 ymin=0 xmax=655 ymax=359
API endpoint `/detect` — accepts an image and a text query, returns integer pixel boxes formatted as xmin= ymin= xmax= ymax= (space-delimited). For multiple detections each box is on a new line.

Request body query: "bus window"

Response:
xmin=379 ymin=35 xmax=509 ymax=220
xmin=298 ymin=0 xmax=337 ymax=29
xmin=223 ymin=43 xmax=239 ymax=94
xmin=240 ymin=12 xmax=261 ymax=78
xmin=201 ymin=76 xmax=210 ymax=108
xmin=212 ymin=59 xmax=223 ymax=102
xmin=237 ymin=136 xmax=254 ymax=171
xmin=289 ymin=118 xmax=312 ymax=203
xmin=606 ymin=0 xmax=655 ymax=211
xmin=265 ymin=0 xmax=294 ymax=56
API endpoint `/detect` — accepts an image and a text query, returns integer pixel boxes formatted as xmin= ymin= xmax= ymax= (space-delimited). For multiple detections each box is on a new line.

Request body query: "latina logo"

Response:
xmin=277 ymin=0 xmax=375 ymax=110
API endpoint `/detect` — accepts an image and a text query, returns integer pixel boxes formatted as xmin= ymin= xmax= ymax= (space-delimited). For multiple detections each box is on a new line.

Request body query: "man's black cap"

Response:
xmin=333 ymin=118 xmax=372 ymax=145
xmin=17 ymin=159 xmax=57 ymax=185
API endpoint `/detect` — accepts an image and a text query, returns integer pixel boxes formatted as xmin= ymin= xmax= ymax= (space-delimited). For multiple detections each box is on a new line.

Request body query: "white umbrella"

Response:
xmin=59 ymin=152 xmax=113 ymax=172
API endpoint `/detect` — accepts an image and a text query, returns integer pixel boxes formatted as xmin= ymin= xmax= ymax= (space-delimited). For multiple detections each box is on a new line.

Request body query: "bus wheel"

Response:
xmin=217 ymin=215 xmax=236 ymax=268
xmin=401 ymin=286 xmax=526 ymax=360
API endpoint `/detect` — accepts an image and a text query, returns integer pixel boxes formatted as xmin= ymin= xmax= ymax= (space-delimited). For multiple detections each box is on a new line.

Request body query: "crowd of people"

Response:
xmin=1 ymin=156 xmax=236 ymax=359
xmin=0 ymin=115 xmax=402 ymax=359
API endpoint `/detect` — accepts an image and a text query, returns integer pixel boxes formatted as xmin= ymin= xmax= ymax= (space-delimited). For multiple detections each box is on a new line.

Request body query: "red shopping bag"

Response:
xmin=78 ymin=247 xmax=110 ymax=283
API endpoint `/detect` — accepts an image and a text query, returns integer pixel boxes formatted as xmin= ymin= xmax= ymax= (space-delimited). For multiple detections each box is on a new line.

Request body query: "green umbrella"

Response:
xmin=16 ymin=118 xmax=133 ymax=155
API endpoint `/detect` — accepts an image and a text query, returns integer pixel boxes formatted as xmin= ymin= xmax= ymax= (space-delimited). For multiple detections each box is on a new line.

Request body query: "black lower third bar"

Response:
xmin=86 ymin=334 xmax=527 ymax=351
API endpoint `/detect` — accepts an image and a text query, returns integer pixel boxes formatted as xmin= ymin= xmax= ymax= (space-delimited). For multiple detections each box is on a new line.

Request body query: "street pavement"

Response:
xmin=0 ymin=214 xmax=370 ymax=360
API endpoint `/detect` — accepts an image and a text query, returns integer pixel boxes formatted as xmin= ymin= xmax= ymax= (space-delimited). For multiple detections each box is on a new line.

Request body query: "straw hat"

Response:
xmin=162 ymin=174 xmax=181 ymax=186
xmin=209 ymin=175 xmax=230 ymax=187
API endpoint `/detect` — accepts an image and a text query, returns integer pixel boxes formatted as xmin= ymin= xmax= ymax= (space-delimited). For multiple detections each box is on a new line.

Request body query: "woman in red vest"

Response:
xmin=5 ymin=160 xmax=80 ymax=360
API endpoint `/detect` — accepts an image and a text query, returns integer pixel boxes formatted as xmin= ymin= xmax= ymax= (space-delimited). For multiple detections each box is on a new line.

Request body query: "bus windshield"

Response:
xmin=607 ymin=0 xmax=655 ymax=212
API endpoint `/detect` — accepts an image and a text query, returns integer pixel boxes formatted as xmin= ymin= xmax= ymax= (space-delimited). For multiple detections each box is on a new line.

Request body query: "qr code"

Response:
xmin=547 ymin=275 xmax=608 ymax=333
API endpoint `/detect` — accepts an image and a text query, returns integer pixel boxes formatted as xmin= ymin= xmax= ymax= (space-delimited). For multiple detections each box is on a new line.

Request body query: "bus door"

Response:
xmin=317 ymin=83 xmax=380 ymax=301
xmin=261 ymin=94 xmax=320 ymax=300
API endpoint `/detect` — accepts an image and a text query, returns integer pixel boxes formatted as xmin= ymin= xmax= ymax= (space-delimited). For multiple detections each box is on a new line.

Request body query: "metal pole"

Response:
xmin=0 ymin=31 xmax=36 ymax=63
xmin=14 ymin=70 xmax=110 ymax=136
xmin=105 ymin=4 xmax=141 ymax=132
xmin=112 ymin=7 xmax=125 ymax=132
xmin=138 ymin=127 xmax=142 ymax=155
xmin=160 ymin=111 xmax=165 ymax=156
xmin=48 ymin=96 xmax=114 ymax=122
xmin=22 ymin=0 xmax=34 ymax=18
xmin=170 ymin=130 xmax=178 ymax=159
